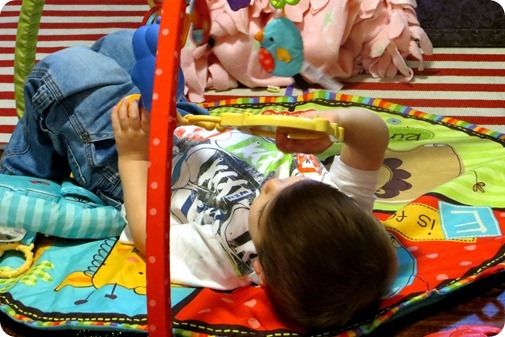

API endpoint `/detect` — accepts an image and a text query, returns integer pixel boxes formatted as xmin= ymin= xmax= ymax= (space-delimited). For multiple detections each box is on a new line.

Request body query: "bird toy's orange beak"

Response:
xmin=254 ymin=30 xmax=264 ymax=42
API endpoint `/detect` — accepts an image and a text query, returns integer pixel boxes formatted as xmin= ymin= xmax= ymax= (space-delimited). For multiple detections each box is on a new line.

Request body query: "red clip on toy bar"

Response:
xmin=146 ymin=0 xmax=186 ymax=336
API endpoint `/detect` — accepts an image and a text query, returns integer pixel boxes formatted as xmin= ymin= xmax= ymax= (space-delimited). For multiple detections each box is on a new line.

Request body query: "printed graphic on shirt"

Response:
xmin=171 ymin=134 xmax=271 ymax=277
xmin=225 ymin=136 xmax=290 ymax=173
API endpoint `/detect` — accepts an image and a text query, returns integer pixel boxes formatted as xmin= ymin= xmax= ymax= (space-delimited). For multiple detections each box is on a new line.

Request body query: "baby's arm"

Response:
xmin=275 ymin=108 xmax=388 ymax=171
xmin=111 ymin=99 xmax=150 ymax=256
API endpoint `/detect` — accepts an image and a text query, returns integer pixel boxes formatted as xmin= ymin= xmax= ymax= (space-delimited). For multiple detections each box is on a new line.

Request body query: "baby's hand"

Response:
xmin=281 ymin=107 xmax=389 ymax=171
xmin=111 ymin=98 xmax=150 ymax=162
xmin=275 ymin=110 xmax=336 ymax=154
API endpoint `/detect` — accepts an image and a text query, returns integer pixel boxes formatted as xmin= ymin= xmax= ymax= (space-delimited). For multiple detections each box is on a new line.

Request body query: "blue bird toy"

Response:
xmin=254 ymin=17 xmax=303 ymax=78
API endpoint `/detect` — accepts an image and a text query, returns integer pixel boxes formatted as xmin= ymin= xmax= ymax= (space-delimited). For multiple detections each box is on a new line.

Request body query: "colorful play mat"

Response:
xmin=1 ymin=91 xmax=505 ymax=336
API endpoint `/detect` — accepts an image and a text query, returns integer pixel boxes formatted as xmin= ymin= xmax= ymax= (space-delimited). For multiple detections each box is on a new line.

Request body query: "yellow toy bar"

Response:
xmin=120 ymin=94 xmax=344 ymax=142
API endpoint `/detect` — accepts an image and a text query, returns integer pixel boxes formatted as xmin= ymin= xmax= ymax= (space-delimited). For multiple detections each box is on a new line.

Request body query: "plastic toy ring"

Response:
xmin=0 ymin=243 xmax=35 ymax=278
xmin=117 ymin=94 xmax=142 ymax=108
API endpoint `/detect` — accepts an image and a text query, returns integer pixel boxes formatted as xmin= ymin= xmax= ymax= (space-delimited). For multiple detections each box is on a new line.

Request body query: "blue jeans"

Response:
xmin=0 ymin=30 xmax=207 ymax=208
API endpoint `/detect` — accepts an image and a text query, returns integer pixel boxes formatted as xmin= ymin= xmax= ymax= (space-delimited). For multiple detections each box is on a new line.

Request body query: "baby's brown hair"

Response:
xmin=257 ymin=179 xmax=397 ymax=331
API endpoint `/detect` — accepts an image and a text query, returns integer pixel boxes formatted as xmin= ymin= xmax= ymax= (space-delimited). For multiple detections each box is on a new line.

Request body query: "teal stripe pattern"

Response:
xmin=0 ymin=174 xmax=125 ymax=239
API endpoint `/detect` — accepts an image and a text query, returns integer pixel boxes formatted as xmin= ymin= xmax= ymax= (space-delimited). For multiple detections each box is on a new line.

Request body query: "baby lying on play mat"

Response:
xmin=0 ymin=30 xmax=397 ymax=331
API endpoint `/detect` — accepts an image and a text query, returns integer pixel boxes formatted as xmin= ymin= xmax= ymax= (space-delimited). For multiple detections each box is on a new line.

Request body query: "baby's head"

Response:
xmin=249 ymin=178 xmax=397 ymax=331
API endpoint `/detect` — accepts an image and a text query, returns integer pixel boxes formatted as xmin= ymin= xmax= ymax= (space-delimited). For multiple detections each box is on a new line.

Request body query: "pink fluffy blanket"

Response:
xmin=181 ymin=0 xmax=433 ymax=102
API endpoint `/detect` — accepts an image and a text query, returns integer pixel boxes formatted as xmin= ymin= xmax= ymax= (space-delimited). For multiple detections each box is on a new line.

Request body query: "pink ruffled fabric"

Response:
xmin=181 ymin=0 xmax=433 ymax=102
